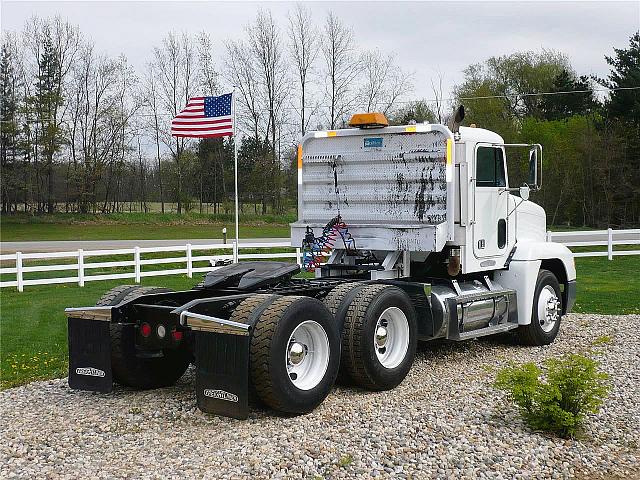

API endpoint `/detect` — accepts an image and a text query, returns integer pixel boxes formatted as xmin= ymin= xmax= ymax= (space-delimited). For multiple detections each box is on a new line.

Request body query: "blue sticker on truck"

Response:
xmin=364 ymin=137 xmax=383 ymax=148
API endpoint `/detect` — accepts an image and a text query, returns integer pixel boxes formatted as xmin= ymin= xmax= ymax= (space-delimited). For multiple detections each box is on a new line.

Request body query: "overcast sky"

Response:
xmin=2 ymin=0 xmax=639 ymax=103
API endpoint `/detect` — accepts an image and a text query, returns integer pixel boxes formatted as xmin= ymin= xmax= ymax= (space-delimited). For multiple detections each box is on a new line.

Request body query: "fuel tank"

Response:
xmin=430 ymin=279 xmax=511 ymax=337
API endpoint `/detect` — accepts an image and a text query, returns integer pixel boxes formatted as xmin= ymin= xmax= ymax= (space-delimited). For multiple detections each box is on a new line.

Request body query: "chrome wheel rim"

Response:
xmin=374 ymin=307 xmax=409 ymax=369
xmin=538 ymin=285 xmax=560 ymax=333
xmin=286 ymin=321 xmax=330 ymax=390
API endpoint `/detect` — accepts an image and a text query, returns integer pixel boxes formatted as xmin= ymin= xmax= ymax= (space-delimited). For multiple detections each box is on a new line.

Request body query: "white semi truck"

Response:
xmin=66 ymin=107 xmax=576 ymax=419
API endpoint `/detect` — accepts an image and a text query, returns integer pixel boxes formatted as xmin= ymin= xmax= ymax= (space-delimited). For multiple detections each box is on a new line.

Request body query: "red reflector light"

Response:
xmin=140 ymin=323 xmax=152 ymax=337
xmin=172 ymin=330 xmax=183 ymax=341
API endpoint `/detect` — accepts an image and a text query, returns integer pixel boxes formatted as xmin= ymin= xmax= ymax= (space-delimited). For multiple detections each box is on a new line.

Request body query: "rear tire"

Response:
xmin=230 ymin=294 xmax=282 ymax=404
xmin=96 ymin=285 xmax=139 ymax=306
xmin=323 ymin=282 xmax=366 ymax=385
xmin=323 ymin=282 xmax=365 ymax=317
xmin=518 ymin=269 xmax=562 ymax=346
xmin=229 ymin=294 xmax=281 ymax=325
xmin=249 ymin=296 xmax=340 ymax=414
xmin=342 ymin=284 xmax=417 ymax=391
xmin=96 ymin=285 xmax=191 ymax=389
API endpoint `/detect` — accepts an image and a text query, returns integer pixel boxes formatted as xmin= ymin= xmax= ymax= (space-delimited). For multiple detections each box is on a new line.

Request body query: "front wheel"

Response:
xmin=518 ymin=269 xmax=562 ymax=346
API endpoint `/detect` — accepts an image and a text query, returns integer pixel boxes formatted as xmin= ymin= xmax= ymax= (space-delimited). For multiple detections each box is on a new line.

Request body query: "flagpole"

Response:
xmin=233 ymin=89 xmax=239 ymax=263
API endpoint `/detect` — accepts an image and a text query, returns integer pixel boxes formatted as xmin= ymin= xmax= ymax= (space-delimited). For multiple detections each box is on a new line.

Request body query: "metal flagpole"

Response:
xmin=233 ymin=89 xmax=239 ymax=263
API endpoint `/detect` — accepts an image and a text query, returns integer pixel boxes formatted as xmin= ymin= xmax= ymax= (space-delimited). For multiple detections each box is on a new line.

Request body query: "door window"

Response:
xmin=476 ymin=147 xmax=506 ymax=187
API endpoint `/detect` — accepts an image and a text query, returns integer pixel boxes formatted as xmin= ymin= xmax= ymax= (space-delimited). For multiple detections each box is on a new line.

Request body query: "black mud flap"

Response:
xmin=194 ymin=330 xmax=250 ymax=419
xmin=67 ymin=317 xmax=113 ymax=393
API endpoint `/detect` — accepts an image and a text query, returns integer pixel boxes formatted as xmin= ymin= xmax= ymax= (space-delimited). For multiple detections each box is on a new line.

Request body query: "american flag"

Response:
xmin=171 ymin=93 xmax=233 ymax=138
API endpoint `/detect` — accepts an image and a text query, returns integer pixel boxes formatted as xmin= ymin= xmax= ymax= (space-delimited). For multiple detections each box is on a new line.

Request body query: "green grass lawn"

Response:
xmin=1 ymin=254 xmax=638 ymax=389
xmin=571 ymin=254 xmax=640 ymax=315
xmin=1 ymin=212 xmax=292 ymax=241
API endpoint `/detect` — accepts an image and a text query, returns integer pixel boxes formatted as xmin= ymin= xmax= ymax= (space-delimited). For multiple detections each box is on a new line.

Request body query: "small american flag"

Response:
xmin=171 ymin=93 xmax=233 ymax=138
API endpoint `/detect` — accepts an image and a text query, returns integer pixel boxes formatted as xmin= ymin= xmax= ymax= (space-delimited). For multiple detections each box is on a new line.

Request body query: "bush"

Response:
xmin=494 ymin=354 xmax=609 ymax=438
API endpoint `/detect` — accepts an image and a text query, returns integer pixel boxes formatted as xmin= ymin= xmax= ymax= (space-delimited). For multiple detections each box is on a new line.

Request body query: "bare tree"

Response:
xmin=67 ymin=40 xmax=138 ymax=213
xmin=288 ymin=4 xmax=318 ymax=136
xmin=430 ymin=71 xmax=445 ymax=123
xmin=224 ymin=39 xmax=262 ymax=140
xmin=197 ymin=31 xmax=219 ymax=95
xmin=107 ymin=54 xmax=140 ymax=212
xmin=151 ymin=32 xmax=197 ymax=213
xmin=246 ymin=10 xmax=288 ymax=160
xmin=358 ymin=49 xmax=413 ymax=115
xmin=136 ymin=137 xmax=148 ymax=212
xmin=143 ymin=63 xmax=165 ymax=213
xmin=320 ymin=12 xmax=359 ymax=129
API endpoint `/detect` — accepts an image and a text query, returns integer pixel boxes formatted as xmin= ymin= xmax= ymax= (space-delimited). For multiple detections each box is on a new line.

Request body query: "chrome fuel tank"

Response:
xmin=430 ymin=280 xmax=510 ymax=338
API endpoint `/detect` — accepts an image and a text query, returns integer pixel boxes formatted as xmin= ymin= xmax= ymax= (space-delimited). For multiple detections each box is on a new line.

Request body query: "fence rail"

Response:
xmin=1 ymin=228 xmax=639 ymax=292
xmin=546 ymin=228 xmax=640 ymax=260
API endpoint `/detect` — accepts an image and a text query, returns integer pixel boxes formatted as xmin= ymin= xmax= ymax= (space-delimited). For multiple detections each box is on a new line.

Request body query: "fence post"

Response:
xmin=233 ymin=241 xmax=238 ymax=263
xmin=16 ymin=251 xmax=23 ymax=292
xmin=134 ymin=246 xmax=141 ymax=283
xmin=607 ymin=227 xmax=613 ymax=260
xmin=186 ymin=243 xmax=193 ymax=278
xmin=78 ymin=249 xmax=84 ymax=287
xmin=546 ymin=230 xmax=552 ymax=242
xmin=295 ymin=247 xmax=301 ymax=266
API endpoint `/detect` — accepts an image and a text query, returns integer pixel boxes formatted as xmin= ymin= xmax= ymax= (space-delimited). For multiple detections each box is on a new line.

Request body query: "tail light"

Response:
xmin=140 ymin=323 xmax=152 ymax=337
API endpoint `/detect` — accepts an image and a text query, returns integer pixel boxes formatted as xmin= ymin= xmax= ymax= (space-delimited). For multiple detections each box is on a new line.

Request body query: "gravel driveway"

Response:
xmin=1 ymin=313 xmax=639 ymax=479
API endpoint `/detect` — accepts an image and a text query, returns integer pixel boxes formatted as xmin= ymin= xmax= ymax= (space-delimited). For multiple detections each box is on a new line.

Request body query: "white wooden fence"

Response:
xmin=0 ymin=241 xmax=300 ymax=292
xmin=546 ymin=228 xmax=640 ymax=259
xmin=1 ymin=229 xmax=639 ymax=292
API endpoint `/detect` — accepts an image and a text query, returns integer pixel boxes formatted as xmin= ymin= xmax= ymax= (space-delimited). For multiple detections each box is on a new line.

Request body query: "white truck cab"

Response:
xmin=292 ymin=109 xmax=576 ymax=340
xmin=451 ymin=125 xmax=576 ymax=326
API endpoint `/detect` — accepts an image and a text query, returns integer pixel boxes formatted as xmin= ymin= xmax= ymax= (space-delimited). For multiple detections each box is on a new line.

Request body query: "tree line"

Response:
xmin=0 ymin=8 xmax=411 ymax=216
xmin=452 ymin=40 xmax=640 ymax=228
xmin=0 ymin=11 xmax=638 ymax=227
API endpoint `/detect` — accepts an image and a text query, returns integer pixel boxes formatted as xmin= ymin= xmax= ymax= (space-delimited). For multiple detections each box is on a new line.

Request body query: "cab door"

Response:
xmin=473 ymin=144 xmax=509 ymax=259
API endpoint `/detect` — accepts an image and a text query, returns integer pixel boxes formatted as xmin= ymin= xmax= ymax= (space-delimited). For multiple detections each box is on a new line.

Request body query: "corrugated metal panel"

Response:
xmin=299 ymin=130 xmax=448 ymax=226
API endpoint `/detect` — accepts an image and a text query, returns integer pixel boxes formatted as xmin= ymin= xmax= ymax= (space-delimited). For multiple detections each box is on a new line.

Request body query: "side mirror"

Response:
xmin=519 ymin=185 xmax=530 ymax=201
xmin=528 ymin=147 xmax=538 ymax=187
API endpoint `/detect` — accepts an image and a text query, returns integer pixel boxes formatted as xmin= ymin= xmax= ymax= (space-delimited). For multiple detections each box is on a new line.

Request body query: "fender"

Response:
xmin=495 ymin=240 xmax=576 ymax=325
xmin=511 ymin=241 xmax=576 ymax=281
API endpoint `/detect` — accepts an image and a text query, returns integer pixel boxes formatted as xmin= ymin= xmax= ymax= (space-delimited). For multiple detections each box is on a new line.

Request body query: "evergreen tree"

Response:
xmin=29 ymin=30 xmax=64 ymax=212
xmin=602 ymin=31 xmax=640 ymax=125
xmin=599 ymin=32 xmax=640 ymax=226
xmin=540 ymin=70 xmax=598 ymax=121
xmin=0 ymin=40 xmax=21 ymax=212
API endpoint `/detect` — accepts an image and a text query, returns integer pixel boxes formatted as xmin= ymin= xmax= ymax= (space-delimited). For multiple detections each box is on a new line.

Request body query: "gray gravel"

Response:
xmin=1 ymin=313 xmax=639 ymax=479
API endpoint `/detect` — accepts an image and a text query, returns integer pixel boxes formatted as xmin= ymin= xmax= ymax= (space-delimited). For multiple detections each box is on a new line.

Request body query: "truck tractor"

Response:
xmin=66 ymin=107 xmax=576 ymax=419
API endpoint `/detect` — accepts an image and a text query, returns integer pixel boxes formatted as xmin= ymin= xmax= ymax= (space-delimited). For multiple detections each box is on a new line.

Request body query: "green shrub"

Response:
xmin=494 ymin=354 xmax=609 ymax=438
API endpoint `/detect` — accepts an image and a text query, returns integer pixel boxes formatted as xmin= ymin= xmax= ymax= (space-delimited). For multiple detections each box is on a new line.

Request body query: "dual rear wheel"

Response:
xmin=233 ymin=284 xmax=418 ymax=415
xmin=328 ymin=283 xmax=418 ymax=391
